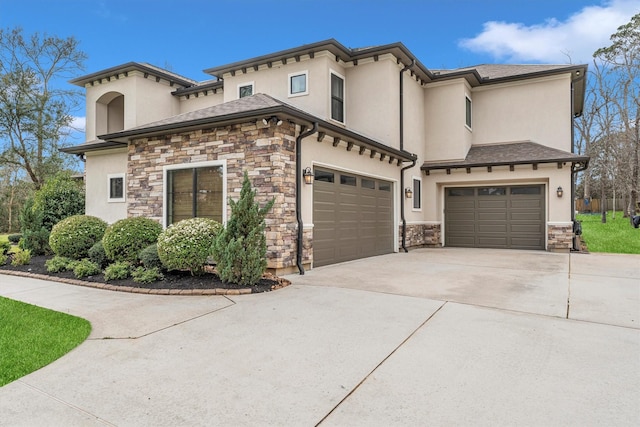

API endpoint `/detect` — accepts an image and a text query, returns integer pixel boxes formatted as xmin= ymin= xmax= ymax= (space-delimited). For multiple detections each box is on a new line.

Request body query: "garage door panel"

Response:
xmin=313 ymin=168 xmax=394 ymax=267
xmin=446 ymin=185 xmax=545 ymax=250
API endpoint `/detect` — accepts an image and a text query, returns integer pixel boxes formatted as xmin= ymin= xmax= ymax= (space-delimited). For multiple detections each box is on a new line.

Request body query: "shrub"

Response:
xmin=19 ymin=198 xmax=50 ymax=255
xmin=45 ymin=256 xmax=74 ymax=273
xmin=102 ymin=217 xmax=162 ymax=263
xmin=32 ymin=172 xmax=85 ymax=231
xmin=11 ymin=248 xmax=31 ymax=266
xmin=88 ymin=241 xmax=108 ymax=268
xmin=0 ymin=241 xmax=10 ymax=255
xmin=131 ymin=266 xmax=164 ymax=284
xmin=0 ymin=253 xmax=8 ymax=266
xmin=157 ymin=218 xmax=221 ymax=275
xmin=103 ymin=261 xmax=132 ymax=281
xmin=8 ymin=234 xmax=22 ymax=244
xmin=72 ymin=259 xmax=101 ymax=278
xmin=139 ymin=243 xmax=162 ymax=269
xmin=212 ymin=172 xmax=274 ymax=286
xmin=49 ymin=215 xmax=108 ymax=260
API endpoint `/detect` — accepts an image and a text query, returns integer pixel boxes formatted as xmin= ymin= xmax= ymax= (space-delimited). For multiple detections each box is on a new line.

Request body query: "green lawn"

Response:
xmin=0 ymin=297 xmax=91 ymax=387
xmin=576 ymin=212 xmax=640 ymax=254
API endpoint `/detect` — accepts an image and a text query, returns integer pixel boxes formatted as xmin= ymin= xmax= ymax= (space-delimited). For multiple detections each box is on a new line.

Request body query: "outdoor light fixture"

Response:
xmin=405 ymin=187 xmax=413 ymax=199
xmin=262 ymin=116 xmax=283 ymax=126
xmin=303 ymin=167 xmax=314 ymax=185
xmin=557 ymin=186 xmax=564 ymax=198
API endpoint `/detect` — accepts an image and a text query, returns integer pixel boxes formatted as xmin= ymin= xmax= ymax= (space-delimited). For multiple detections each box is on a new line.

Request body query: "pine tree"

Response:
xmin=212 ymin=172 xmax=274 ymax=286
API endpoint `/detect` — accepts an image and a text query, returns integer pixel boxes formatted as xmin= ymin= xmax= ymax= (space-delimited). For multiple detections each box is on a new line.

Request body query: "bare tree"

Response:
xmin=594 ymin=13 xmax=640 ymax=222
xmin=0 ymin=27 xmax=86 ymax=189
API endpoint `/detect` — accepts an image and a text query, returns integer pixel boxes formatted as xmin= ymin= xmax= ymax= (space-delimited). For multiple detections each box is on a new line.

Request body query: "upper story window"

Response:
xmin=288 ymin=71 xmax=308 ymax=97
xmin=107 ymin=173 xmax=125 ymax=203
xmin=238 ymin=82 xmax=254 ymax=98
xmin=465 ymin=96 xmax=472 ymax=129
xmin=330 ymin=71 xmax=345 ymax=123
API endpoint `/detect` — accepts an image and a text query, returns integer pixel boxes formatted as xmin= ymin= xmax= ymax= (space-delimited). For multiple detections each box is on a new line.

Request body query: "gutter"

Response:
xmin=295 ymin=122 xmax=318 ymax=274
xmin=400 ymin=59 xmax=415 ymax=252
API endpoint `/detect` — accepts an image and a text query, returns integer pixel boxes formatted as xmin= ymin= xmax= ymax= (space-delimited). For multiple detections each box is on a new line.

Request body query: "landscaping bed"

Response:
xmin=0 ymin=255 xmax=289 ymax=294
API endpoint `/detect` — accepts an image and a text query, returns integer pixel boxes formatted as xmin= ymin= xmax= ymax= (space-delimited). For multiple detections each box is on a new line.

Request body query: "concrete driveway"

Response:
xmin=0 ymin=248 xmax=638 ymax=426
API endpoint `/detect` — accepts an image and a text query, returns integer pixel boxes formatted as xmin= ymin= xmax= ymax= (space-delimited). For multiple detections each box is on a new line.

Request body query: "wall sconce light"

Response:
xmin=262 ymin=116 xmax=283 ymax=126
xmin=556 ymin=186 xmax=563 ymax=198
xmin=303 ymin=167 xmax=314 ymax=185
xmin=405 ymin=187 xmax=413 ymax=199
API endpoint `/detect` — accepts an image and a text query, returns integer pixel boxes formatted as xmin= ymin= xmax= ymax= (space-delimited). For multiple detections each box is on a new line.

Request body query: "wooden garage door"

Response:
xmin=313 ymin=168 xmax=394 ymax=267
xmin=445 ymin=185 xmax=545 ymax=250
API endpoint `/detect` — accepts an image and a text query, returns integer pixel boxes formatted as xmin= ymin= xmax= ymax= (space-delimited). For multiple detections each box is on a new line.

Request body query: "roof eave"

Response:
xmin=421 ymin=155 xmax=590 ymax=172
xmin=69 ymin=62 xmax=196 ymax=88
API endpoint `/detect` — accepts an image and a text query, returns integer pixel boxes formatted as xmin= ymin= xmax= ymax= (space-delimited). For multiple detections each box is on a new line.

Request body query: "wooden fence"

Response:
xmin=575 ymin=198 xmax=628 ymax=213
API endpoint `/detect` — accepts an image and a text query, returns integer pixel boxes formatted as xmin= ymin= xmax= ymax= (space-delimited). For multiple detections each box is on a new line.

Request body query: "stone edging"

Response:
xmin=0 ymin=269 xmax=290 ymax=296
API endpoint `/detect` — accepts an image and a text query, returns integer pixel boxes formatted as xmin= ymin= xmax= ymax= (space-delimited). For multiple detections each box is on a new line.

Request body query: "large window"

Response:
xmin=107 ymin=173 xmax=125 ymax=203
xmin=238 ymin=82 xmax=254 ymax=98
xmin=331 ymin=72 xmax=345 ymax=122
xmin=465 ymin=96 xmax=472 ymax=129
xmin=164 ymin=162 xmax=225 ymax=226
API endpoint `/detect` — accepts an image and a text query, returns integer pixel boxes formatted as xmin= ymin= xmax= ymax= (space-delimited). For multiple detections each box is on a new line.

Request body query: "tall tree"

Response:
xmin=594 ymin=13 xmax=640 ymax=222
xmin=0 ymin=27 xmax=86 ymax=189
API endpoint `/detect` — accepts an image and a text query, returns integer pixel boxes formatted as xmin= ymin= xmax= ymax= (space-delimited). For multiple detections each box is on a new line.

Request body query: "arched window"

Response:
xmin=96 ymin=92 xmax=124 ymax=136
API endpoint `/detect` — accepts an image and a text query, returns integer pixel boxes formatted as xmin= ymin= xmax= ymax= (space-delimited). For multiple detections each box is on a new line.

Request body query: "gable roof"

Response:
xmin=77 ymin=94 xmax=416 ymax=163
xmin=421 ymin=141 xmax=589 ymax=173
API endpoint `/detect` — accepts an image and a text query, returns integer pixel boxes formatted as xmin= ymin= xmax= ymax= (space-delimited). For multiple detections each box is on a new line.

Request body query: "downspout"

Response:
xmin=400 ymin=59 xmax=415 ymax=252
xmin=296 ymin=122 xmax=318 ymax=274
xmin=570 ymin=73 xmax=586 ymax=251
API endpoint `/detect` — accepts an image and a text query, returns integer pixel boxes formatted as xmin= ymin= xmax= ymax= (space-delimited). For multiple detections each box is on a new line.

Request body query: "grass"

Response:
xmin=576 ymin=211 xmax=640 ymax=254
xmin=0 ymin=297 xmax=91 ymax=387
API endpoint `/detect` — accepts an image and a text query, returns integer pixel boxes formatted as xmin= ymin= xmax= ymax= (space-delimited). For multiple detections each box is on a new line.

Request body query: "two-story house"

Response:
xmin=62 ymin=39 xmax=589 ymax=274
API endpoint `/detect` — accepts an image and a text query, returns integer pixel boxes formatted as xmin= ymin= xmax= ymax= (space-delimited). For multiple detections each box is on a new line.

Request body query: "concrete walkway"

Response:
xmin=0 ymin=248 xmax=638 ymax=426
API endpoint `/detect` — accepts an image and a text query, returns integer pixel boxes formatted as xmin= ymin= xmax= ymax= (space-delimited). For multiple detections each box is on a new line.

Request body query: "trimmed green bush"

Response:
xmin=132 ymin=266 xmax=164 ymax=284
xmin=102 ymin=217 xmax=162 ymax=263
xmin=0 ymin=241 xmax=10 ymax=255
xmin=72 ymin=259 xmax=101 ymax=278
xmin=139 ymin=243 xmax=162 ymax=269
xmin=212 ymin=172 xmax=274 ymax=286
xmin=157 ymin=218 xmax=221 ymax=275
xmin=11 ymin=248 xmax=31 ymax=266
xmin=0 ymin=252 xmax=8 ymax=265
xmin=49 ymin=215 xmax=108 ymax=260
xmin=45 ymin=256 xmax=74 ymax=273
xmin=103 ymin=261 xmax=132 ymax=281
xmin=7 ymin=234 xmax=22 ymax=244
xmin=88 ymin=241 xmax=108 ymax=268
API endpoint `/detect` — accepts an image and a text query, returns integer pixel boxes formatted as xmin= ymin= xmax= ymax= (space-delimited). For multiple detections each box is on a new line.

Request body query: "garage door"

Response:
xmin=313 ymin=168 xmax=394 ymax=267
xmin=445 ymin=185 xmax=545 ymax=250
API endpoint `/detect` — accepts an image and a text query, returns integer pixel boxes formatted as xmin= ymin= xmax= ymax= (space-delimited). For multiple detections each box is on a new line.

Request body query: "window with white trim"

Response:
xmin=412 ymin=177 xmax=421 ymax=210
xmin=238 ymin=82 xmax=254 ymax=98
xmin=330 ymin=71 xmax=345 ymax=122
xmin=107 ymin=173 xmax=125 ymax=203
xmin=465 ymin=96 xmax=472 ymax=129
xmin=164 ymin=162 xmax=226 ymax=226
xmin=288 ymin=71 xmax=308 ymax=97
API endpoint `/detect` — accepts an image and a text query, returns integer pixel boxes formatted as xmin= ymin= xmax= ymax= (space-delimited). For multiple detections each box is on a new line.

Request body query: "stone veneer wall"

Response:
xmin=126 ymin=121 xmax=305 ymax=272
xmin=399 ymin=223 xmax=442 ymax=249
xmin=547 ymin=224 xmax=573 ymax=252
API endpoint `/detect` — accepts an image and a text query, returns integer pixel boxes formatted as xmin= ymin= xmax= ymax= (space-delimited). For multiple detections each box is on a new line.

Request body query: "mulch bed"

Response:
xmin=0 ymin=255 xmax=289 ymax=294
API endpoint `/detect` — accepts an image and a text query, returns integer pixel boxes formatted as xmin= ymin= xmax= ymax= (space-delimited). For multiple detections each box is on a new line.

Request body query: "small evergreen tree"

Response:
xmin=212 ymin=172 xmax=274 ymax=286
xmin=18 ymin=198 xmax=50 ymax=255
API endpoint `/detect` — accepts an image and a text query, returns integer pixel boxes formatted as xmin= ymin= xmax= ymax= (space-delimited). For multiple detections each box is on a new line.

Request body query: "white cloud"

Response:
xmin=69 ymin=116 xmax=86 ymax=132
xmin=459 ymin=0 xmax=639 ymax=63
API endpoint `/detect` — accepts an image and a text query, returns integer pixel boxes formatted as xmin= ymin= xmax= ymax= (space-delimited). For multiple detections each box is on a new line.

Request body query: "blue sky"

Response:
xmin=0 ymin=0 xmax=638 ymax=140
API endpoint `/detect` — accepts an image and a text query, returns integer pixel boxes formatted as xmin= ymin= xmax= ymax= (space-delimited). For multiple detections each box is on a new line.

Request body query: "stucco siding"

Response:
xmin=424 ymin=80 xmax=470 ymax=161
xmin=472 ymin=75 xmax=572 ymax=150
xmin=84 ymin=148 xmax=128 ymax=223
